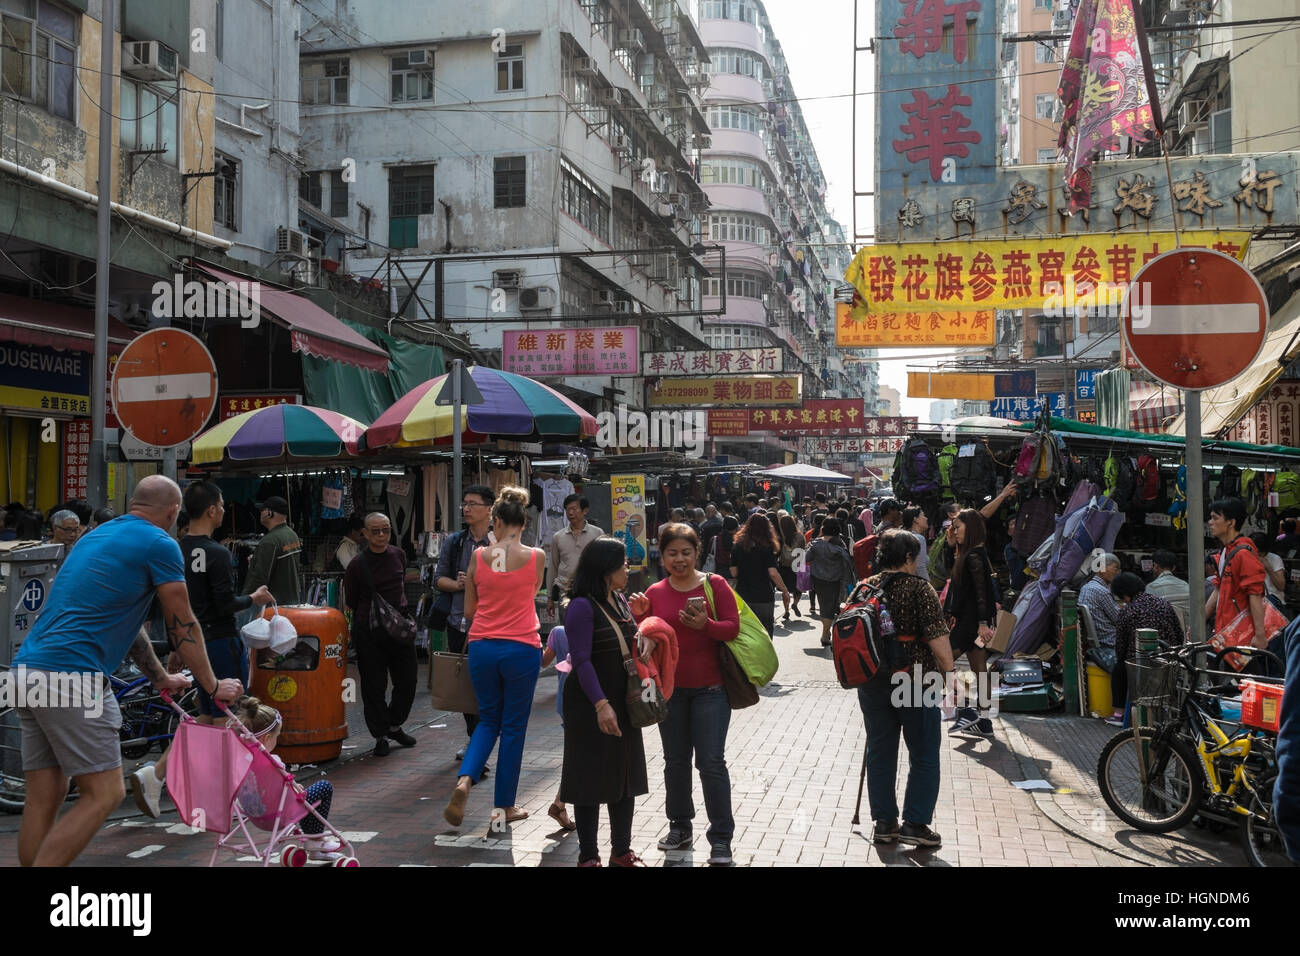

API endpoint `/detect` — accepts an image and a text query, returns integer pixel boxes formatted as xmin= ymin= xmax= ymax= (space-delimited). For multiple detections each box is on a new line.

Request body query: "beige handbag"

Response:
xmin=431 ymin=650 xmax=479 ymax=715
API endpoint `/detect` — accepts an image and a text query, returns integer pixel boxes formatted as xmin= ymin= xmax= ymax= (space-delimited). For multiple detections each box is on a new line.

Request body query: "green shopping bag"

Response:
xmin=701 ymin=575 xmax=779 ymax=687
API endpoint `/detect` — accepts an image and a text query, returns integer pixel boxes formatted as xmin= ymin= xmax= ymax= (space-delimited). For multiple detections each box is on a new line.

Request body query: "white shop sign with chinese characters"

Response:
xmin=803 ymin=437 xmax=905 ymax=455
xmin=641 ymin=348 xmax=783 ymax=377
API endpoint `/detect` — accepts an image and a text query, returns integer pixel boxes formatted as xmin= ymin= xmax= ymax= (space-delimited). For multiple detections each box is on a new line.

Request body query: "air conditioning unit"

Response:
xmin=493 ymin=269 xmax=523 ymax=290
xmin=406 ymin=49 xmax=430 ymax=66
xmin=276 ymin=226 xmax=309 ymax=257
xmin=122 ymin=40 xmax=179 ymax=81
xmin=613 ymin=134 xmax=632 ymax=155
xmin=619 ymin=28 xmax=644 ymax=51
xmin=519 ymin=286 xmax=556 ymax=311
xmin=575 ymin=57 xmax=599 ymax=76
xmin=696 ymin=134 xmax=711 ymax=149
xmin=600 ymin=87 xmax=622 ymax=105
xmin=666 ymin=192 xmax=683 ymax=205
xmin=592 ymin=289 xmax=615 ymax=307
xmin=1179 ymin=97 xmax=1210 ymax=130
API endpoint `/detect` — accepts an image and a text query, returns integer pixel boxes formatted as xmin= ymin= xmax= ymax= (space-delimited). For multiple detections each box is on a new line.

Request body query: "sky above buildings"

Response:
xmin=761 ymin=0 xmax=950 ymax=423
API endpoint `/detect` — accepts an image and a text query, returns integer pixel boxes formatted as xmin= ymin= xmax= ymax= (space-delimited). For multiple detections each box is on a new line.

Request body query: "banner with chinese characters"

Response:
xmin=994 ymin=372 xmax=1036 ymax=398
xmin=643 ymin=347 xmax=782 ymax=377
xmin=907 ymin=371 xmax=995 ymax=401
xmin=749 ymin=400 xmax=867 ymax=436
xmin=707 ymin=410 xmax=751 ymax=436
xmin=219 ymin=393 xmax=301 ymax=421
xmin=1075 ymin=369 xmax=1100 ymax=401
xmin=804 ymin=437 xmax=906 ymax=455
xmin=647 ymin=376 xmax=801 ymax=408
xmin=835 ymin=303 xmax=995 ymax=348
xmin=503 ymin=327 xmax=639 ymax=377
xmin=1226 ymin=380 xmax=1300 ymax=447
xmin=610 ymin=475 xmax=647 ymax=573
xmin=877 ymin=0 xmax=998 ymax=239
xmin=63 ymin=419 xmax=91 ymax=500
xmin=0 ymin=342 xmax=92 ymax=414
xmin=844 ymin=232 xmax=1251 ymax=314
xmin=989 ymin=393 xmax=1070 ymax=421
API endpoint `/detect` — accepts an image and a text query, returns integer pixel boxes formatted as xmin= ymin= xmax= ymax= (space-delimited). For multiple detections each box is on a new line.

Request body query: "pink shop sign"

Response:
xmin=503 ymin=327 xmax=639 ymax=377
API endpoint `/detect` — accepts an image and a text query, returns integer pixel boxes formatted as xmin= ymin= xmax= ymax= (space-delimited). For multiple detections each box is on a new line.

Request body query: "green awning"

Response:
xmin=1014 ymin=416 xmax=1300 ymax=462
xmin=300 ymin=321 xmax=444 ymax=423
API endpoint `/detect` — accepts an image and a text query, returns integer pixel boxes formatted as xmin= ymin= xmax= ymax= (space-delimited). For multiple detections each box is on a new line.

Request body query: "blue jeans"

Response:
xmin=657 ymin=684 xmax=734 ymax=844
xmin=460 ymin=640 xmax=541 ymax=808
xmin=856 ymin=678 xmax=941 ymax=826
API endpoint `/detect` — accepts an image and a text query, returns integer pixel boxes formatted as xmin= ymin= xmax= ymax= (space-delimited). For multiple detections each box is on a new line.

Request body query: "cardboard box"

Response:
xmin=990 ymin=609 xmax=1017 ymax=654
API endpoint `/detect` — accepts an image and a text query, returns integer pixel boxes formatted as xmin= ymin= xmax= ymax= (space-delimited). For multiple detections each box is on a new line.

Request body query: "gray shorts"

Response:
xmin=18 ymin=671 xmax=122 ymax=777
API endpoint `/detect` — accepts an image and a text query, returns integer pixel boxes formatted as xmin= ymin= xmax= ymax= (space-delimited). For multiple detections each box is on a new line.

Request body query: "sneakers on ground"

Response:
xmin=898 ymin=822 xmax=943 ymax=848
xmin=973 ymin=717 xmax=995 ymax=738
xmin=307 ymin=837 xmax=344 ymax=862
xmin=373 ymin=737 xmax=390 ymax=757
xmin=609 ymin=850 xmax=646 ymax=867
xmin=820 ymin=635 xmax=832 ymax=648
xmin=707 ymin=842 xmax=734 ymax=866
xmin=872 ymin=819 xmax=900 ymax=844
xmin=657 ymin=826 xmax=693 ymax=851
xmin=130 ymin=763 xmax=164 ymax=819
xmin=388 ymin=728 xmax=417 ymax=747
xmin=1103 ymin=713 xmax=1125 ymax=727
xmin=948 ymin=709 xmax=980 ymax=734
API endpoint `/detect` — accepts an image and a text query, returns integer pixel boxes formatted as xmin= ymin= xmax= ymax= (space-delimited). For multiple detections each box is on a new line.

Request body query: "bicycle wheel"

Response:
xmin=1241 ymin=772 xmax=1295 ymax=867
xmin=1097 ymin=727 xmax=1203 ymax=833
xmin=0 ymin=710 xmax=24 ymax=814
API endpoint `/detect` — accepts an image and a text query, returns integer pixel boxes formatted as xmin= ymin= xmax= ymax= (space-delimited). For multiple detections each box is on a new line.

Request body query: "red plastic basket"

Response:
xmin=1240 ymin=680 xmax=1284 ymax=733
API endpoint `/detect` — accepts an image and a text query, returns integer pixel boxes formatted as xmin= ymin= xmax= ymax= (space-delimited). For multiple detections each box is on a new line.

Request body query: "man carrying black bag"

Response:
xmin=344 ymin=512 xmax=418 ymax=757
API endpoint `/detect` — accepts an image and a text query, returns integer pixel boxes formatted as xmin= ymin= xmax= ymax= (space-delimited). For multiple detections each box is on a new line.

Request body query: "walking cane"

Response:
xmin=851 ymin=737 xmax=868 ymax=826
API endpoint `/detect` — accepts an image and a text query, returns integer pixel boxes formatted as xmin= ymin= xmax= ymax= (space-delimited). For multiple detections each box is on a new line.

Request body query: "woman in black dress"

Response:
xmin=945 ymin=508 xmax=997 ymax=737
xmin=560 ymin=537 xmax=650 ymax=867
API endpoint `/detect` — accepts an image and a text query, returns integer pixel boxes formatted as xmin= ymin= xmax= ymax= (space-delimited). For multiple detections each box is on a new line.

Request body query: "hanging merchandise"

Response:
xmin=1134 ymin=455 xmax=1160 ymax=508
xmin=1276 ymin=471 xmax=1300 ymax=511
xmin=1169 ymin=464 xmax=1188 ymax=531
xmin=950 ymin=442 xmax=997 ymax=505
xmin=388 ymin=469 xmax=416 ymax=543
xmin=1218 ymin=463 xmax=1242 ymax=499
xmin=537 ymin=474 xmax=575 ymax=544
xmin=321 ymin=474 xmax=345 ymax=519
xmin=938 ymin=443 xmax=957 ymax=495
xmin=893 ymin=437 xmax=941 ymax=500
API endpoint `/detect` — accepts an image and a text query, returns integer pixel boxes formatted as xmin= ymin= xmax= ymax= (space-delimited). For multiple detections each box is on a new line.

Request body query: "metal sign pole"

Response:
xmin=1185 ymin=390 xmax=1206 ymax=645
xmin=452 ymin=358 xmax=463 ymax=529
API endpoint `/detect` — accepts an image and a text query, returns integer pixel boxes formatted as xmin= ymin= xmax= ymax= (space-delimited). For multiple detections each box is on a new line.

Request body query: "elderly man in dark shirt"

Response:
xmin=343 ymin=511 xmax=417 ymax=757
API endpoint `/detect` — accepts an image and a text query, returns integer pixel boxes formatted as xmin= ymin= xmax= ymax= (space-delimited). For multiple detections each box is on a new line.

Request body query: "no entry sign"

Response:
xmin=1122 ymin=248 xmax=1269 ymax=391
xmin=110 ymin=328 xmax=218 ymax=448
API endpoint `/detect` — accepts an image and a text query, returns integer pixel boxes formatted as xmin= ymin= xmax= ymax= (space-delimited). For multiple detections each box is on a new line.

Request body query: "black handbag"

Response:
xmin=595 ymin=601 xmax=668 ymax=728
xmin=357 ymin=552 xmax=417 ymax=645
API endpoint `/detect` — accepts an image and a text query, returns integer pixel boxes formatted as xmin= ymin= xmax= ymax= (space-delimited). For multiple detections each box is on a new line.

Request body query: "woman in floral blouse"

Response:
xmin=1108 ymin=571 xmax=1185 ymax=725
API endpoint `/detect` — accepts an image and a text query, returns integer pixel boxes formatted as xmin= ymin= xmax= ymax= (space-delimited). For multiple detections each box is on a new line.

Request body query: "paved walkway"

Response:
xmin=0 ymin=615 xmax=1250 ymax=867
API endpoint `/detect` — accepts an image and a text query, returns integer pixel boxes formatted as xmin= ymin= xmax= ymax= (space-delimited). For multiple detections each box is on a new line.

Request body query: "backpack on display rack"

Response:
xmin=1276 ymin=471 xmax=1300 ymax=511
xmin=894 ymin=437 xmax=941 ymax=499
xmin=1135 ymin=455 xmax=1160 ymax=507
xmin=1218 ymin=463 xmax=1242 ymax=499
xmin=938 ymin=443 xmax=958 ymax=497
xmin=831 ymin=574 xmax=911 ymax=689
xmin=950 ymin=442 xmax=997 ymax=505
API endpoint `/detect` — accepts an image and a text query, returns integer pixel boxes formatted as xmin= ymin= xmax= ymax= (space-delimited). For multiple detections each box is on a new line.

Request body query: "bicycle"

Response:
xmin=1095 ymin=641 xmax=1290 ymax=867
xmin=0 ymin=663 xmax=199 ymax=813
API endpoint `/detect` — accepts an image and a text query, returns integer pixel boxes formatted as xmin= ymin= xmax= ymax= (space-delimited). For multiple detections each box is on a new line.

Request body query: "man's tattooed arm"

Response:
xmin=167 ymin=613 xmax=202 ymax=650
xmin=128 ymin=628 xmax=168 ymax=684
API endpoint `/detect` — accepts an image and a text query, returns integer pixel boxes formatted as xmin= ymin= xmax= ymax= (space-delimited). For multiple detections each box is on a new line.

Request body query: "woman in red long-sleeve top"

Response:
xmin=628 ymin=522 xmax=740 ymax=865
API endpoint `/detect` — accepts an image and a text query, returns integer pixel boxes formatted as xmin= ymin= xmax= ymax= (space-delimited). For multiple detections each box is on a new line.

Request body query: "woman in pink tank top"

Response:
xmin=443 ymin=487 xmax=546 ymax=830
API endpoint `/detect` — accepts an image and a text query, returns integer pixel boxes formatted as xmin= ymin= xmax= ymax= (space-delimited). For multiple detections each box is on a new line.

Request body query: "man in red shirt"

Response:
xmin=1206 ymin=498 xmax=1269 ymax=649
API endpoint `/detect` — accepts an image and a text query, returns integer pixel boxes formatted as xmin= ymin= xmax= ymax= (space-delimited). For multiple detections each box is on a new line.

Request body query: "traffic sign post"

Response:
xmin=1123 ymin=248 xmax=1271 ymax=648
xmin=110 ymin=328 xmax=219 ymax=451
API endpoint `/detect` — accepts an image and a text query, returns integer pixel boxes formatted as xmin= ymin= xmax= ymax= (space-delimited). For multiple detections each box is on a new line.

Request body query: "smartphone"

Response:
xmin=686 ymin=596 xmax=707 ymax=615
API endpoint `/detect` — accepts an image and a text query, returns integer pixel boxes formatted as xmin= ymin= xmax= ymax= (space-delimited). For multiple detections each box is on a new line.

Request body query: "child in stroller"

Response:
xmin=230 ymin=696 xmax=346 ymax=864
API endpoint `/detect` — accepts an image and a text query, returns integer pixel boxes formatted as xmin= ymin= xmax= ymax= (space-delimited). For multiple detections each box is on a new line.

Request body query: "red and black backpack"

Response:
xmin=831 ymin=573 xmax=914 ymax=689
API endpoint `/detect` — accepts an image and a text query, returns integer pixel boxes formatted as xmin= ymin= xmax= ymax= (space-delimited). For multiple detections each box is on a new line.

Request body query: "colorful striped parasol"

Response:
xmin=191 ymin=403 xmax=366 ymax=465
xmin=364 ymin=366 xmax=598 ymax=449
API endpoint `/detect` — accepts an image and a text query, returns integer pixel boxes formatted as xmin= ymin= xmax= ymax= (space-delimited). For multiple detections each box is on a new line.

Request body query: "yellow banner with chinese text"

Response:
xmin=836 ymin=303 xmax=996 ymax=348
xmin=647 ymin=376 xmax=801 ymax=408
xmin=906 ymin=372 xmax=996 ymax=401
xmin=843 ymin=231 xmax=1250 ymax=315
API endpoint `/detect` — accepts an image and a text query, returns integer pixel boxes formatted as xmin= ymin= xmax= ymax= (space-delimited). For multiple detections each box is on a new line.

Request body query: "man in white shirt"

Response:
xmin=546 ymin=494 xmax=603 ymax=621
xmin=1145 ymin=549 xmax=1190 ymax=628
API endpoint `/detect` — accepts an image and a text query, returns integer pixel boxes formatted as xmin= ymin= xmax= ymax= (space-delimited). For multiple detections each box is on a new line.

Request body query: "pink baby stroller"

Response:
xmin=163 ymin=694 xmax=358 ymax=867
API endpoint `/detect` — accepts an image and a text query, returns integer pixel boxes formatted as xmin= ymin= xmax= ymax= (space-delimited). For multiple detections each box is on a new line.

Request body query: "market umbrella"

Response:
xmin=758 ymin=463 xmax=854 ymax=484
xmin=364 ymin=366 xmax=599 ymax=449
xmin=191 ymin=403 xmax=366 ymax=465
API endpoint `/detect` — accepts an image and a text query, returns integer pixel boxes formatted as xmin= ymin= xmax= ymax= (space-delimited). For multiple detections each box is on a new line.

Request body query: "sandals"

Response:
xmin=443 ymin=780 xmax=470 ymax=827
xmin=548 ymin=802 xmax=577 ymax=830
xmin=502 ymin=806 xmax=530 ymax=824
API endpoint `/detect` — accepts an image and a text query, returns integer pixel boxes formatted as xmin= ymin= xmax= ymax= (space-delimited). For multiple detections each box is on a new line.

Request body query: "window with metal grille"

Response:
xmin=299 ymin=172 xmax=322 ymax=208
xmin=214 ymin=155 xmax=237 ymax=230
xmin=389 ymin=166 xmax=436 ymax=248
xmin=494 ymin=156 xmax=526 ymax=208
xmin=330 ymin=170 xmax=349 ymax=218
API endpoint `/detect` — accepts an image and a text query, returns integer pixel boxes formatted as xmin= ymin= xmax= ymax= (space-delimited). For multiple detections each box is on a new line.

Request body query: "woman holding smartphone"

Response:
xmin=628 ymin=522 xmax=740 ymax=865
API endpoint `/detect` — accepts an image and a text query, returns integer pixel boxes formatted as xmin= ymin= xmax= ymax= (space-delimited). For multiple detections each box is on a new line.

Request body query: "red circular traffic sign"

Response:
xmin=111 ymin=327 xmax=219 ymax=448
xmin=1121 ymin=248 xmax=1269 ymax=391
